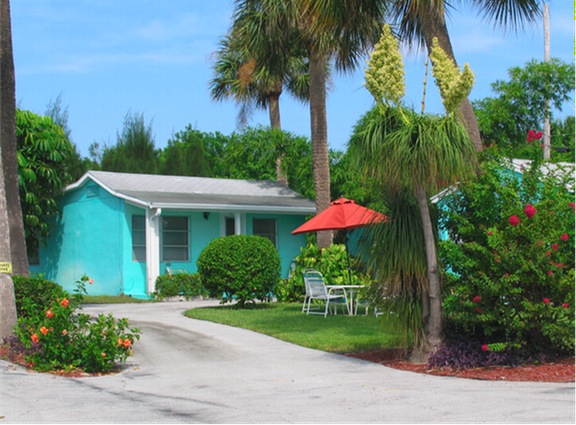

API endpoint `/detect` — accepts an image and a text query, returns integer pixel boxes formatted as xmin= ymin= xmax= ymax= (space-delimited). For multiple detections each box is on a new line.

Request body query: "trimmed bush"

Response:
xmin=153 ymin=272 xmax=207 ymax=300
xmin=197 ymin=235 xmax=280 ymax=307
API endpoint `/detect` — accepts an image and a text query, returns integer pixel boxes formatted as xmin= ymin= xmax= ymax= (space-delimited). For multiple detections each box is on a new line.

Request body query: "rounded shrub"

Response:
xmin=153 ymin=272 xmax=207 ymax=300
xmin=197 ymin=235 xmax=280 ymax=307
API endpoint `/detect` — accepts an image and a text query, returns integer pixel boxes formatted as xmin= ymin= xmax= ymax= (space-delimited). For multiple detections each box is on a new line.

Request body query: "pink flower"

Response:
xmin=89 ymin=279 xmax=94 ymax=284
xmin=481 ymin=344 xmax=489 ymax=352
xmin=563 ymin=303 xmax=569 ymax=308
xmin=556 ymin=263 xmax=564 ymax=268
xmin=551 ymin=243 xmax=559 ymax=252
xmin=509 ymin=215 xmax=520 ymax=226
xmin=524 ymin=204 xmax=537 ymax=218
xmin=569 ymin=202 xmax=575 ymax=210
xmin=475 ymin=307 xmax=483 ymax=314
xmin=548 ymin=270 xmax=554 ymax=276
xmin=472 ymin=295 xmax=481 ymax=303
xmin=46 ymin=309 xmax=54 ymax=318
xmin=560 ymin=233 xmax=569 ymax=241
xmin=62 ymin=329 xmax=68 ymax=336
xmin=526 ymin=129 xmax=543 ymax=142
xmin=543 ymin=298 xmax=551 ymax=304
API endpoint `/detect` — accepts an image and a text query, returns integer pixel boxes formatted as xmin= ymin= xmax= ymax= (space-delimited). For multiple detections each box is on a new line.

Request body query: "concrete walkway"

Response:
xmin=1 ymin=300 xmax=574 ymax=423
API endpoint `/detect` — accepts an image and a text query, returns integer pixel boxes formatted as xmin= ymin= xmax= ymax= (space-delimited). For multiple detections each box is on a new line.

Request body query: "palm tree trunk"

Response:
xmin=420 ymin=10 xmax=483 ymax=153
xmin=415 ymin=184 xmax=442 ymax=356
xmin=268 ymin=92 xmax=289 ymax=186
xmin=0 ymin=0 xmax=28 ymax=276
xmin=308 ymin=47 xmax=332 ymax=248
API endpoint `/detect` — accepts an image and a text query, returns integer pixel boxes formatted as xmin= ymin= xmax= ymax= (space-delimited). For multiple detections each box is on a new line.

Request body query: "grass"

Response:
xmin=82 ymin=295 xmax=150 ymax=304
xmin=184 ymin=302 xmax=407 ymax=353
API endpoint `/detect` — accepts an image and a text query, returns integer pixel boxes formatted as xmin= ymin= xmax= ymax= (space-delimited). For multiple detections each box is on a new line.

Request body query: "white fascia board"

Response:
xmin=145 ymin=202 xmax=316 ymax=215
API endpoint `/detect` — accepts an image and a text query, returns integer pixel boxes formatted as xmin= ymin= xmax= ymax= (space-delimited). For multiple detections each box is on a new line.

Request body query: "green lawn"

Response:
xmin=82 ymin=295 xmax=150 ymax=304
xmin=184 ymin=302 xmax=406 ymax=353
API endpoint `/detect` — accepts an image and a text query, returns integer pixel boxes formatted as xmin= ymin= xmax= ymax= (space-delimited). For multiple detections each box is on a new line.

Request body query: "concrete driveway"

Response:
xmin=1 ymin=300 xmax=574 ymax=423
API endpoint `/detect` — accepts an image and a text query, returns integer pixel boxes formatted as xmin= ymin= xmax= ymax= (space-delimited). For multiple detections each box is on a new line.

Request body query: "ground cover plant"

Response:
xmin=184 ymin=302 xmax=404 ymax=353
xmin=5 ymin=275 xmax=140 ymax=373
xmin=436 ymin=141 xmax=575 ymax=368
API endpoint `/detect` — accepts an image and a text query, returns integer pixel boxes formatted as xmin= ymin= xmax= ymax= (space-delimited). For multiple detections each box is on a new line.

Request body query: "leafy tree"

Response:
xmin=473 ymin=58 xmax=575 ymax=158
xmin=386 ymin=0 xmax=545 ymax=152
xmin=159 ymin=126 xmax=213 ymax=177
xmin=100 ymin=111 xmax=159 ymax=174
xmin=16 ymin=109 xmax=77 ymax=261
xmin=44 ymin=94 xmax=92 ymax=180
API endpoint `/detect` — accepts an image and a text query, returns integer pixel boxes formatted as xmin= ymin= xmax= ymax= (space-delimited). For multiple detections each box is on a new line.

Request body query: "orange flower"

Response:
xmin=31 ymin=333 xmax=39 ymax=343
xmin=40 ymin=326 xmax=48 ymax=335
xmin=101 ymin=352 xmax=107 ymax=357
xmin=62 ymin=329 xmax=68 ymax=336
xmin=123 ymin=339 xmax=131 ymax=348
xmin=46 ymin=309 xmax=55 ymax=318
xmin=60 ymin=298 xmax=69 ymax=308
xmin=117 ymin=338 xmax=123 ymax=347
xmin=89 ymin=279 xmax=94 ymax=284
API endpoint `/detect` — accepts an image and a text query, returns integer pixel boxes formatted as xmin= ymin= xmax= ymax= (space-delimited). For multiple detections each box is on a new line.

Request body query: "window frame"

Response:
xmin=161 ymin=216 xmax=190 ymax=262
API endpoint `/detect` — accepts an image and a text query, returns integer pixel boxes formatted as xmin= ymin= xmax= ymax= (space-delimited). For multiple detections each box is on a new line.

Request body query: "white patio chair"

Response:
xmin=302 ymin=269 xmax=349 ymax=317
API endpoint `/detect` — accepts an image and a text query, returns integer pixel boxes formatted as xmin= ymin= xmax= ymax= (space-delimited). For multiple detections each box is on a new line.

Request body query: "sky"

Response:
xmin=11 ymin=1 xmax=575 ymax=159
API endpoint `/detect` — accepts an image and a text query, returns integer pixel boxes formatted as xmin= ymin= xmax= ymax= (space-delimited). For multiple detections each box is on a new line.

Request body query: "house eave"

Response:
xmin=127 ymin=201 xmax=316 ymax=215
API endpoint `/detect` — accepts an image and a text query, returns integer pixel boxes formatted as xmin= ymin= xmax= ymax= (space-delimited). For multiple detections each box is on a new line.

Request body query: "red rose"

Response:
xmin=527 ymin=129 xmax=536 ymax=142
xmin=472 ymin=295 xmax=481 ymax=303
xmin=524 ymin=204 xmax=537 ymax=218
xmin=509 ymin=215 xmax=520 ymax=226
xmin=563 ymin=303 xmax=569 ymax=308
xmin=543 ymin=298 xmax=551 ymax=304
xmin=560 ymin=233 xmax=569 ymax=241
xmin=481 ymin=344 xmax=489 ymax=352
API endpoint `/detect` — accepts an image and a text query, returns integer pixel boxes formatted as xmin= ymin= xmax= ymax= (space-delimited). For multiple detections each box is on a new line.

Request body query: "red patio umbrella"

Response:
xmin=292 ymin=198 xmax=387 ymax=284
xmin=292 ymin=198 xmax=386 ymax=235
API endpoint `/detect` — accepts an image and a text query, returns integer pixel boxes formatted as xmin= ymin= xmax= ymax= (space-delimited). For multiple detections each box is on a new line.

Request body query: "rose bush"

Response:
xmin=10 ymin=275 xmax=140 ymax=373
xmin=437 ymin=140 xmax=574 ymax=367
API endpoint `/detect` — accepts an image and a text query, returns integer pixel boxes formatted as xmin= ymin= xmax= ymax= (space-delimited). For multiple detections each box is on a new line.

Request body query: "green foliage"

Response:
xmin=100 ymin=110 xmax=159 ymax=174
xmin=153 ymin=272 xmax=207 ymax=301
xmin=16 ymin=109 xmax=78 ymax=259
xmin=159 ymin=126 xmax=213 ymax=177
xmin=473 ymin=58 xmax=575 ymax=156
xmin=13 ymin=275 xmax=68 ymax=323
xmin=12 ymin=275 xmax=140 ymax=373
xmin=439 ymin=146 xmax=575 ymax=358
xmin=197 ymin=235 xmax=280 ymax=307
xmin=276 ymin=243 xmax=373 ymax=303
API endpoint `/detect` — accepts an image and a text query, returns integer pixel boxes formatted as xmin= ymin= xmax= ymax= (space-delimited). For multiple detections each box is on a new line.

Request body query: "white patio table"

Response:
xmin=326 ymin=285 xmax=365 ymax=316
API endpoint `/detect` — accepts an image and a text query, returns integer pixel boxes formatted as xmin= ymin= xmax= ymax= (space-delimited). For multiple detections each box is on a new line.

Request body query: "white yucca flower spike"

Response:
xmin=429 ymin=38 xmax=475 ymax=115
xmin=364 ymin=25 xmax=405 ymax=105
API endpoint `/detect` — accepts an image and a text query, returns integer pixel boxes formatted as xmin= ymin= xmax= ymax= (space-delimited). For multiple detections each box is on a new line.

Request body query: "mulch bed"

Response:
xmin=344 ymin=350 xmax=575 ymax=383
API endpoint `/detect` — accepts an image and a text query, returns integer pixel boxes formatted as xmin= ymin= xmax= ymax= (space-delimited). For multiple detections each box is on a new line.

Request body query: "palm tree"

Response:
xmin=0 ymin=0 xmax=18 ymax=338
xmin=351 ymin=26 xmax=477 ymax=358
xmin=0 ymin=0 xmax=28 ymax=276
xmin=388 ymin=0 xmax=543 ymax=152
xmin=210 ymin=4 xmax=309 ymax=185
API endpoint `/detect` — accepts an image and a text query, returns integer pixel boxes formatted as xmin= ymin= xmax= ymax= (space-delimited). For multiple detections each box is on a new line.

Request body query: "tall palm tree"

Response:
xmin=210 ymin=4 xmax=309 ymax=185
xmin=0 ymin=0 xmax=28 ymax=276
xmin=286 ymin=0 xmax=386 ymax=248
xmin=388 ymin=0 xmax=543 ymax=152
xmin=0 ymin=0 xmax=18 ymax=338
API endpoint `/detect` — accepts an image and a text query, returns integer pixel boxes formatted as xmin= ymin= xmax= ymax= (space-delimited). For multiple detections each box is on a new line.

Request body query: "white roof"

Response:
xmin=66 ymin=171 xmax=316 ymax=214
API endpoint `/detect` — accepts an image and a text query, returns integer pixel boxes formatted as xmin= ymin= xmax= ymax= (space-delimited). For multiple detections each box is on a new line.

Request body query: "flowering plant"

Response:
xmin=13 ymin=275 xmax=140 ymax=373
xmin=438 ymin=145 xmax=574 ymax=364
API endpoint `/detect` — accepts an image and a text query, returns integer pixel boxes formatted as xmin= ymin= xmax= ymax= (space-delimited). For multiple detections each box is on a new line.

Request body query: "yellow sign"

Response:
xmin=0 ymin=262 xmax=12 ymax=274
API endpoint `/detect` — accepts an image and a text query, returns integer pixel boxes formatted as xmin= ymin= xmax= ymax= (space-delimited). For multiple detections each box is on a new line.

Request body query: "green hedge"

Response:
xmin=153 ymin=272 xmax=207 ymax=300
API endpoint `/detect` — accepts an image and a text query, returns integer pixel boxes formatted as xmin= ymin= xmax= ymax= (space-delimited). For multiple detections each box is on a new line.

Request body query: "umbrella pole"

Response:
xmin=345 ymin=232 xmax=353 ymax=285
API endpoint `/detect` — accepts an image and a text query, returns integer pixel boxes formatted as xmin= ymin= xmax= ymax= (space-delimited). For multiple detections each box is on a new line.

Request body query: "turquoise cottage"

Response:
xmin=31 ymin=171 xmax=316 ymax=298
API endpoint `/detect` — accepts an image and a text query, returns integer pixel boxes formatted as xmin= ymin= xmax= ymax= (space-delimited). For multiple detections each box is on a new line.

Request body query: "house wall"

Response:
xmin=31 ymin=181 xmax=126 ymax=296
xmin=122 ymin=204 xmax=148 ymax=298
